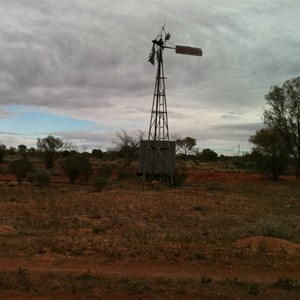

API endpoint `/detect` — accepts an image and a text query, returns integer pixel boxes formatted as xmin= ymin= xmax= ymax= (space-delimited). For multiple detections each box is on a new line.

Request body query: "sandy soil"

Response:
xmin=0 ymin=165 xmax=300 ymax=299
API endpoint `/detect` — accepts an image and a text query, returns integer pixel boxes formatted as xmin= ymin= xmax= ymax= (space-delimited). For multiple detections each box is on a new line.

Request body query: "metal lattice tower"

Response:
xmin=150 ymin=46 xmax=168 ymax=144
xmin=141 ymin=25 xmax=202 ymax=185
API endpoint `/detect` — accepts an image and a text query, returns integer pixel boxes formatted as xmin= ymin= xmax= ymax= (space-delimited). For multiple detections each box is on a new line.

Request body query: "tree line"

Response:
xmin=1 ymin=76 xmax=299 ymax=181
xmin=0 ymin=132 xmax=220 ymax=169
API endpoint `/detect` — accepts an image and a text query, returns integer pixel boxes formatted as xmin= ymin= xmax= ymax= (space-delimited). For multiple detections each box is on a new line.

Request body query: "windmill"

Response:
xmin=139 ymin=25 xmax=202 ymax=185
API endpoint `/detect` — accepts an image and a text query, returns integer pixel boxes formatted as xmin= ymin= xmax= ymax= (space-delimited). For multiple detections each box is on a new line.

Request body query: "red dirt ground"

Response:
xmin=0 ymin=166 xmax=299 ymax=299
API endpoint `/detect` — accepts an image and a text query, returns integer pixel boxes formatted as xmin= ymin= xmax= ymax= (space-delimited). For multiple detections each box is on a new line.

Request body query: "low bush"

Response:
xmin=116 ymin=167 xmax=135 ymax=180
xmin=98 ymin=163 xmax=113 ymax=178
xmin=7 ymin=159 xmax=33 ymax=182
xmin=61 ymin=154 xmax=94 ymax=183
xmin=0 ymin=271 xmax=10 ymax=289
xmin=173 ymin=164 xmax=188 ymax=187
xmin=274 ymin=277 xmax=296 ymax=290
xmin=31 ymin=169 xmax=51 ymax=187
xmin=173 ymin=172 xmax=187 ymax=187
xmin=16 ymin=267 xmax=31 ymax=291
xmin=251 ymin=218 xmax=294 ymax=240
xmin=93 ymin=176 xmax=108 ymax=192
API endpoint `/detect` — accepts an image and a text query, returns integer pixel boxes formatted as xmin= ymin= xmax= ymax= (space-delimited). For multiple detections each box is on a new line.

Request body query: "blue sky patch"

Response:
xmin=0 ymin=108 xmax=94 ymax=135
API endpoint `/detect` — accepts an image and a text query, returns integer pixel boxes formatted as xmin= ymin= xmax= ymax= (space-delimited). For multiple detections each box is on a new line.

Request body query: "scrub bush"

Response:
xmin=61 ymin=154 xmax=93 ymax=183
xmin=93 ymin=176 xmax=108 ymax=192
xmin=32 ymin=169 xmax=51 ymax=187
xmin=7 ymin=159 xmax=33 ymax=182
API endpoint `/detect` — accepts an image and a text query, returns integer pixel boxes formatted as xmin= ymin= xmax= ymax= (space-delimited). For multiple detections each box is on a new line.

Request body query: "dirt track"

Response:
xmin=1 ymin=253 xmax=299 ymax=281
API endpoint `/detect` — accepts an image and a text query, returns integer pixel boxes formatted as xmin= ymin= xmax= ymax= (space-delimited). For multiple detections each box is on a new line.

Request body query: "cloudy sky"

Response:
xmin=0 ymin=0 xmax=299 ymax=155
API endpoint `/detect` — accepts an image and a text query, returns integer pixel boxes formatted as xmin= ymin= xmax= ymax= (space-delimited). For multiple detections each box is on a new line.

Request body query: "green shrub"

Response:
xmin=17 ymin=267 xmax=31 ymax=291
xmin=200 ymin=275 xmax=213 ymax=284
xmin=201 ymin=148 xmax=218 ymax=162
xmin=232 ymin=158 xmax=247 ymax=169
xmin=173 ymin=172 xmax=187 ymax=187
xmin=93 ymin=176 xmax=108 ymax=192
xmin=32 ymin=169 xmax=51 ymax=187
xmin=0 ymin=146 xmax=5 ymax=162
xmin=251 ymin=218 xmax=293 ymax=239
xmin=116 ymin=166 xmax=135 ymax=180
xmin=205 ymin=180 xmax=224 ymax=191
xmin=173 ymin=164 xmax=188 ymax=187
xmin=78 ymin=270 xmax=94 ymax=281
xmin=98 ymin=163 xmax=113 ymax=177
xmin=0 ymin=271 xmax=10 ymax=289
xmin=61 ymin=154 xmax=94 ymax=183
xmin=274 ymin=277 xmax=296 ymax=290
xmin=7 ymin=159 xmax=33 ymax=182
xmin=224 ymin=277 xmax=259 ymax=295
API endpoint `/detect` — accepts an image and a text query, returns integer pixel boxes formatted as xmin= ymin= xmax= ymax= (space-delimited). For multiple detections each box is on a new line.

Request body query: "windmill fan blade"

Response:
xmin=148 ymin=44 xmax=156 ymax=65
xmin=175 ymin=45 xmax=202 ymax=56
xmin=148 ymin=51 xmax=155 ymax=65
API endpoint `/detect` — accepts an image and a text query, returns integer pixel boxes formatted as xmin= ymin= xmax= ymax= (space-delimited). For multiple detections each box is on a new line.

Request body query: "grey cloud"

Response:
xmin=0 ymin=0 xmax=299 ymax=153
xmin=0 ymin=1 xmax=153 ymax=109
xmin=221 ymin=114 xmax=241 ymax=120
xmin=210 ymin=122 xmax=263 ymax=133
xmin=168 ymin=111 xmax=190 ymax=120
xmin=199 ymin=122 xmax=263 ymax=144
xmin=54 ymin=129 xmax=117 ymax=150
xmin=174 ymin=121 xmax=263 ymax=143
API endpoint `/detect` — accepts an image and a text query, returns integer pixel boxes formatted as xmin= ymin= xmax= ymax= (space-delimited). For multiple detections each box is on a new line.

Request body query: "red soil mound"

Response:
xmin=233 ymin=236 xmax=300 ymax=255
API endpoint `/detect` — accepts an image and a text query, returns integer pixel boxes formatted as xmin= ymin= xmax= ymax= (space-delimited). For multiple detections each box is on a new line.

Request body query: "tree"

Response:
xmin=192 ymin=146 xmax=202 ymax=164
xmin=201 ymin=148 xmax=218 ymax=162
xmin=176 ymin=136 xmax=197 ymax=156
xmin=36 ymin=135 xmax=63 ymax=169
xmin=0 ymin=144 xmax=6 ymax=162
xmin=249 ymin=128 xmax=289 ymax=179
xmin=28 ymin=147 xmax=37 ymax=157
xmin=91 ymin=149 xmax=103 ymax=159
xmin=263 ymin=77 xmax=300 ymax=177
xmin=7 ymin=146 xmax=16 ymax=155
xmin=115 ymin=130 xmax=144 ymax=166
xmin=62 ymin=140 xmax=78 ymax=152
xmin=18 ymin=144 xmax=27 ymax=159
